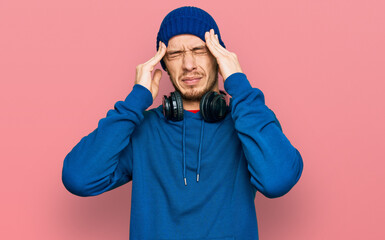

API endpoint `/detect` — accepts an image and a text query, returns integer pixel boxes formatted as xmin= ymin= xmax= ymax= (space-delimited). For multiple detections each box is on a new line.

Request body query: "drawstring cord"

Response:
xmin=182 ymin=116 xmax=204 ymax=186
xmin=182 ymin=117 xmax=187 ymax=186
xmin=197 ymin=119 xmax=204 ymax=182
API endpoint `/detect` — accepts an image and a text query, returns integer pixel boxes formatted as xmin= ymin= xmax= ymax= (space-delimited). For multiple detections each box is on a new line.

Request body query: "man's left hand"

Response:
xmin=205 ymin=29 xmax=243 ymax=81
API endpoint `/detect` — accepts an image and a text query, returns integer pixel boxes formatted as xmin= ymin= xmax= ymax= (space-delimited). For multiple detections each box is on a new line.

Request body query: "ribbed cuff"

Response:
xmin=123 ymin=84 xmax=153 ymax=111
xmin=224 ymin=72 xmax=252 ymax=97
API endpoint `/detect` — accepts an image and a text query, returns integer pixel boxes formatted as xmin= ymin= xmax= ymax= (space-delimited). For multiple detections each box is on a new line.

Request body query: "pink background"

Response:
xmin=1 ymin=0 xmax=384 ymax=239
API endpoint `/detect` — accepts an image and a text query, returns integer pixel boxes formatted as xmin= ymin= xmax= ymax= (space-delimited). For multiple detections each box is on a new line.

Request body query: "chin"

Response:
xmin=180 ymin=89 xmax=206 ymax=101
xmin=170 ymin=74 xmax=218 ymax=101
xmin=179 ymin=82 xmax=219 ymax=101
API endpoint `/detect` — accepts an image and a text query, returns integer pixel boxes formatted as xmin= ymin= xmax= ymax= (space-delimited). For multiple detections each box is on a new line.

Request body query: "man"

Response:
xmin=62 ymin=6 xmax=303 ymax=240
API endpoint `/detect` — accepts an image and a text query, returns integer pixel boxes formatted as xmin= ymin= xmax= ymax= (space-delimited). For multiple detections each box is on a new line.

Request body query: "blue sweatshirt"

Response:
xmin=62 ymin=72 xmax=303 ymax=240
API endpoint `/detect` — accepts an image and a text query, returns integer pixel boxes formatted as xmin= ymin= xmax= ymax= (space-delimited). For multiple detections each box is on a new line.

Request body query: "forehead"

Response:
xmin=167 ymin=34 xmax=205 ymax=50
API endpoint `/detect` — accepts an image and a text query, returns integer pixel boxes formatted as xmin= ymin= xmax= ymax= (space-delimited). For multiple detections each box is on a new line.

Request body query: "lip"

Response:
xmin=182 ymin=77 xmax=202 ymax=85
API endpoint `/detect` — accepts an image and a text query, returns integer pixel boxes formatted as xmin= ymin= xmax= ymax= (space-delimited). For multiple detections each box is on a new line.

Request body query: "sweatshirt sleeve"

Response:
xmin=224 ymin=72 xmax=303 ymax=198
xmin=62 ymin=84 xmax=153 ymax=197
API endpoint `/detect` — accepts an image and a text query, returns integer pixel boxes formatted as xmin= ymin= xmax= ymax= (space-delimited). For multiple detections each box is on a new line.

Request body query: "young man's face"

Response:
xmin=163 ymin=34 xmax=219 ymax=101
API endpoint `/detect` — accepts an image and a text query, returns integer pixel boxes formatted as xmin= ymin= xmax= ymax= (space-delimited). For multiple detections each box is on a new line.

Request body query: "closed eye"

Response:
xmin=192 ymin=46 xmax=208 ymax=54
xmin=194 ymin=49 xmax=207 ymax=54
xmin=167 ymin=53 xmax=182 ymax=60
xmin=166 ymin=46 xmax=209 ymax=60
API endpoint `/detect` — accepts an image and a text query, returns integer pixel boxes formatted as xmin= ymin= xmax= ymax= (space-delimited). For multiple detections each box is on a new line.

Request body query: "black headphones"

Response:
xmin=162 ymin=90 xmax=228 ymax=122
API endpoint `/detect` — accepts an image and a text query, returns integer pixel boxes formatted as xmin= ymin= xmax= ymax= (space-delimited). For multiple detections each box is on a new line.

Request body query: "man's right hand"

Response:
xmin=135 ymin=41 xmax=167 ymax=100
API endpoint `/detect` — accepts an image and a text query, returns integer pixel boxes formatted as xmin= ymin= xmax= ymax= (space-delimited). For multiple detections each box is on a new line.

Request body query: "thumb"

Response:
xmin=151 ymin=69 xmax=162 ymax=99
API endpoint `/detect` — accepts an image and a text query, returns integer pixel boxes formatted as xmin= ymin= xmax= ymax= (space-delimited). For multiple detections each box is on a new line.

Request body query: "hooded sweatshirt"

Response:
xmin=62 ymin=72 xmax=303 ymax=240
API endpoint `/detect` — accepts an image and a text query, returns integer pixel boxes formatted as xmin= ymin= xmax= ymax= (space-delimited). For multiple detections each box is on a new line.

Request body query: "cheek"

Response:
xmin=168 ymin=69 xmax=181 ymax=85
xmin=204 ymin=54 xmax=217 ymax=70
xmin=164 ymin=61 xmax=176 ymax=76
xmin=204 ymin=62 xmax=217 ymax=76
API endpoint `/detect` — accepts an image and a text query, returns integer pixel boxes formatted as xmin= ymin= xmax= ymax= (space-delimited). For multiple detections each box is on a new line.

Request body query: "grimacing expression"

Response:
xmin=163 ymin=34 xmax=219 ymax=101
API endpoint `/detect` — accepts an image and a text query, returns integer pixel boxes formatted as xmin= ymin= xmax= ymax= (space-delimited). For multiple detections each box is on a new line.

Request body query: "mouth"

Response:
xmin=182 ymin=77 xmax=202 ymax=85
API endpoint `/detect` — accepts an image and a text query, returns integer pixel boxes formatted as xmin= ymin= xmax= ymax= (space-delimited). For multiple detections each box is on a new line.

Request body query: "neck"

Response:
xmin=182 ymin=99 xmax=200 ymax=110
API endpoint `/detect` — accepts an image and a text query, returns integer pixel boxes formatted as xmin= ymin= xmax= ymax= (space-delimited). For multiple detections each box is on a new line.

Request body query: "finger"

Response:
xmin=206 ymin=30 xmax=223 ymax=51
xmin=152 ymin=69 xmax=162 ymax=99
xmin=209 ymin=29 xmax=226 ymax=50
xmin=152 ymin=69 xmax=162 ymax=87
xmin=144 ymin=41 xmax=165 ymax=66
xmin=206 ymin=31 xmax=227 ymax=57
xmin=205 ymin=31 xmax=220 ymax=57
xmin=144 ymin=41 xmax=167 ymax=67
xmin=208 ymin=30 xmax=228 ymax=55
xmin=144 ymin=41 xmax=163 ymax=63
xmin=215 ymin=34 xmax=219 ymax=43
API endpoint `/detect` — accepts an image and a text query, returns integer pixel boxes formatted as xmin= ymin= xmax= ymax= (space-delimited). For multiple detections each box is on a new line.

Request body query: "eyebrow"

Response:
xmin=167 ymin=45 xmax=207 ymax=54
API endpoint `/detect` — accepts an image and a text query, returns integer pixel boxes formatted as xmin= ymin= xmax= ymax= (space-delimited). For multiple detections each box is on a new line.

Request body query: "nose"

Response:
xmin=182 ymin=51 xmax=197 ymax=71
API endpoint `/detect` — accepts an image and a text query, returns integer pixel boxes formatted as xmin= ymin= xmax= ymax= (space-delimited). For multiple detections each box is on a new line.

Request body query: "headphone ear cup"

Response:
xmin=163 ymin=94 xmax=171 ymax=120
xmin=212 ymin=93 xmax=227 ymax=121
xmin=200 ymin=91 xmax=218 ymax=122
xmin=172 ymin=91 xmax=184 ymax=121
xmin=200 ymin=91 xmax=213 ymax=122
xmin=200 ymin=91 xmax=227 ymax=122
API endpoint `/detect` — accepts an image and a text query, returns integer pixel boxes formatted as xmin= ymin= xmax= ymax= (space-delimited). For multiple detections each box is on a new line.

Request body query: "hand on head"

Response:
xmin=135 ymin=41 xmax=167 ymax=100
xmin=134 ymin=27 xmax=243 ymax=102
xmin=205 ymin=29 xmax=243 ymax=81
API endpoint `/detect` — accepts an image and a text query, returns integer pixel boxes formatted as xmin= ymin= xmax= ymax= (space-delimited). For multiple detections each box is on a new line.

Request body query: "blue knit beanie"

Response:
xmin=156 ymin=6 xmax=226 ymax=71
